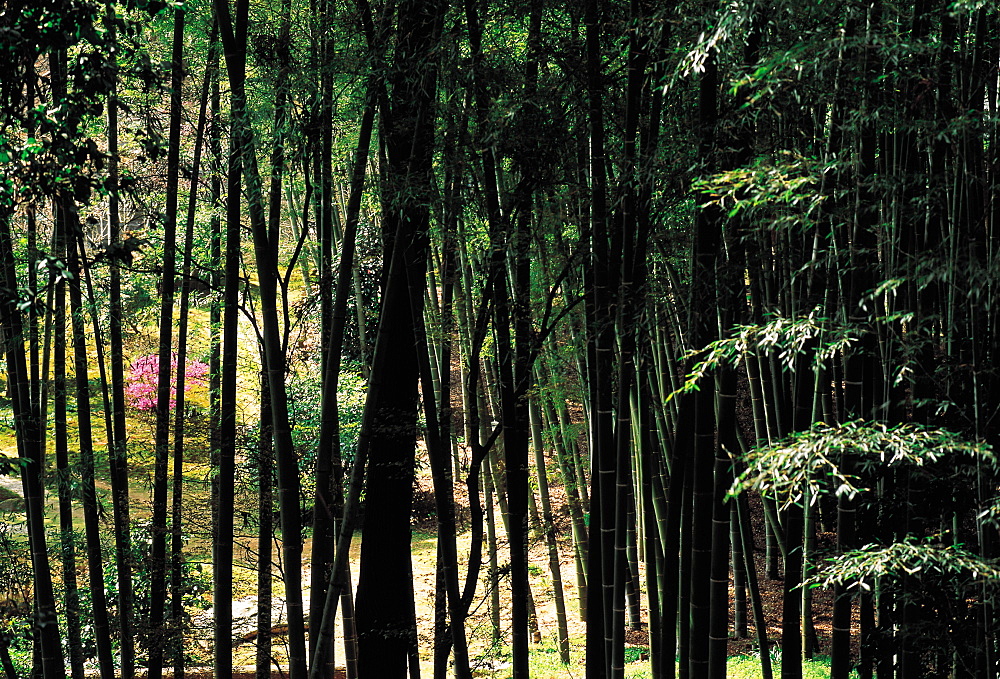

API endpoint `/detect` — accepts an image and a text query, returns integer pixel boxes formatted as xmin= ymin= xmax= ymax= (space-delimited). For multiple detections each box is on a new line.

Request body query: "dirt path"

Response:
xmin=0 ymin=473 xmax=23 ymax=517
xmin=0 ymin=475 xmax=20 ymax=498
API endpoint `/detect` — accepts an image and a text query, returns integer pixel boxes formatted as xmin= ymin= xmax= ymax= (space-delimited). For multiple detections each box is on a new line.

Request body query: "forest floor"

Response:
xmin=198 ymin=468 xmax=849 ymax=678
xmin=0 ymin=444 xmax=850 ymax=678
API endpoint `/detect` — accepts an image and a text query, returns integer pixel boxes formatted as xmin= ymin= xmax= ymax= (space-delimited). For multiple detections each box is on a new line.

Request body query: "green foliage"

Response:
xmin=493 ymin=645 xmax=857 ymax=679
xmin=730 ymin=420 xmax=995 ymax=508
xmin=99 ymin=521 xmax=213 ymax=663
xmin=806 ymin=539 xmax=1000 ymax=593
xmin=0 ymin=455 xmax=26 ymax=477
xmin=288 ymin=364 xmax=366 ymax=469
xmin=673 ymin=306 xmax=861 ymax=399
xmin=1 ymin=0 xmax=116 ymax=207
xmin=806 ymin=538 xmax=1000 ymax=662
xmin=691 ymin=153 xmax=830 ymax=231
xmin=623 ymin=646 xmax=647 ymax=664
xmin=733 ymin=420 xmax=999 ymax=665
xmin=244 ymin=363 xmax=369 ymax=509
xmin=0 ymin=523 xmax=32 ymax=648
xmin=676 ymin=0 xmax=756 ymax=78
xmin=472 ymin=634 xmax=583 ymax=679
xmin=727 ymin=654 xmax=856 ymax=679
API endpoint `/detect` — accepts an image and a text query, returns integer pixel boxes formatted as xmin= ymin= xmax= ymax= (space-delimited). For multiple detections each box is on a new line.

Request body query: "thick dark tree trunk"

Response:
xmin=47 ymin=39 xmax=118 ymax=679
xmin=687 ymin=7 xmax=722 ymax=675
xmin=582 ymin=0 xmax=618 ymax=675
xmin=214 ymin=0 xmax=309 ymax=672
xmin=169 ymin=34 xmax=215 ymax=674
xmin=65 ymin=230 xmax=115 ymax=679
xmin=354 ymin=2 xmax=444 ymax=677
xmin=310 ymin=0 xmax=339 ymax=665
xmin=0 ymin=206 xmax=63 ymax=679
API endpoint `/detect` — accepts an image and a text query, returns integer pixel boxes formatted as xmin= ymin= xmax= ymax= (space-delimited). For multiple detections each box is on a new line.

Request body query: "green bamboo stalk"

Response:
xmin=530 ymin=397 xmax=571 ymax=662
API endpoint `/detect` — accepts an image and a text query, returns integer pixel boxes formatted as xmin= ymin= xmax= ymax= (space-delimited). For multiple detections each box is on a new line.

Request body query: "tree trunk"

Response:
xmin=169 ymin=34 xmax=215 ymax=674
xmin=102 ymin=1 xmax=135 ymax=672
xmin=530 ymin=397 xmax=571 ymax=662
xmin=311 ymin=2 xmax=384 ymax=669
xmin=354 ymin=2 xmax=443 ymax=676
xmin=147 ymin=9 xmax=185 ymax=675
xmin=214 ymin=0 xmax=309 ymax=671
xmin=211 ymin=0 xmax=246 ymax=669
xmin=66 ymin=228 xmax=116 ymax=679
xmin=256 ymin=368 xmax=274 ymax=679
xmin=52 ymin=240 xmax=85 ymax=679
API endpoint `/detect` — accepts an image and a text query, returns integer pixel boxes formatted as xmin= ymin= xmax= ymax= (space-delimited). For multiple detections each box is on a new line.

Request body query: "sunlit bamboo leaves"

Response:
xmin=806 ymin=540 xmax=1000 ymax=593
xmin=691 ymin=153 xmax=831 ymax=230
xmin=731 ymin=420 xmax=996 ymax=508
xmin=671 ymin=307 xmax=861 ymax=399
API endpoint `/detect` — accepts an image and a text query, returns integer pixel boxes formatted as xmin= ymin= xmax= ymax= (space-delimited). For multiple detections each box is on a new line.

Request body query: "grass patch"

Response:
xmin=473 ymin=642 xmax=859 ymax=679
xmin=727 ymin=654 xmax=858 ymax=679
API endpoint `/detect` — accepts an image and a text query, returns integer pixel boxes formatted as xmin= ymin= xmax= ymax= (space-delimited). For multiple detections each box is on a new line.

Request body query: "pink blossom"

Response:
xmin=126 ymin=353 xmax=210 ymax=411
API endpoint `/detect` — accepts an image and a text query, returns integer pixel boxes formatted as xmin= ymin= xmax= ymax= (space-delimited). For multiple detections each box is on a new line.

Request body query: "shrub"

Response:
xmin=126 ymin=353 xmax=209 ymax=411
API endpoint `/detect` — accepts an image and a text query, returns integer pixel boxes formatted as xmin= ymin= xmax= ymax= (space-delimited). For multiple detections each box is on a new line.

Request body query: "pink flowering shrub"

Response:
xmin=126 ymin=353 xmax=210 ymax=411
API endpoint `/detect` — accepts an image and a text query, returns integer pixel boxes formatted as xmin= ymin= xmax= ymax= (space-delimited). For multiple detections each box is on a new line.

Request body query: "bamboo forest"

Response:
xmin=2 ymin=0 xmax=1000 ymax=677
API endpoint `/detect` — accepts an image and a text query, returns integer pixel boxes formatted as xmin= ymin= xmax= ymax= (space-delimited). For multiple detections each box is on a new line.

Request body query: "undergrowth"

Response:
xmin=473 ymin=637 xmax=859 ymax=679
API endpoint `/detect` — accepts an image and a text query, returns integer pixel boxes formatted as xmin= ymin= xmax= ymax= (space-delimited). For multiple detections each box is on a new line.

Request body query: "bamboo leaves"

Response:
xmin=806 ymin=540 xmax=1000 ymax=592
xmin=731 ymin=420 xmax=996 ymax=508
xmin=672 ymin=307 xmax=861 ymax=398
xmin=691 ymin=153 xmax=831 ymax=230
